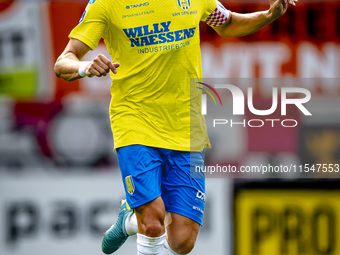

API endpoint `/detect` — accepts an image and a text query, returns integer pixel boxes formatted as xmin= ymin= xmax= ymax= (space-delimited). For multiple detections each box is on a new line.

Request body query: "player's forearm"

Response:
xmin=221 ymin=10 xmax=276 ymax=38
xmin=54 ymin=53 xmax=83 ymax=82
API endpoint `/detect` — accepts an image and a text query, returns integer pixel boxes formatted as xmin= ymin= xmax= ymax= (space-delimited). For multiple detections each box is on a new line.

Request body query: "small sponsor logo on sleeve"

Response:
xmin=78 ymin=10 xmax=87 ymax=24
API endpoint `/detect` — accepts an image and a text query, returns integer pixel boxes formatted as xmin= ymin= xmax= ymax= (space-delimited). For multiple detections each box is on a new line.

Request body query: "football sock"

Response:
xmin=125 ymin=211 xmax=138 ymax=235
xmin=137 ymin=233 xmax=166 ymax=255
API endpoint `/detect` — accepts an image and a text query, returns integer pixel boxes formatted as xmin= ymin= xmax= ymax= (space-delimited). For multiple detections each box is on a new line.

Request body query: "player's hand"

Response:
xmin=85 ymin=54 xmax=120 ymax=77
xmin=269 ymin=0 xmax=297 ymax=19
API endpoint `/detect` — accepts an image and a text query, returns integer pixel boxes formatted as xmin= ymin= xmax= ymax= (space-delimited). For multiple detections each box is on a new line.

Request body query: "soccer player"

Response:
xmin=54 ymin=0 xmax=296 ymax=254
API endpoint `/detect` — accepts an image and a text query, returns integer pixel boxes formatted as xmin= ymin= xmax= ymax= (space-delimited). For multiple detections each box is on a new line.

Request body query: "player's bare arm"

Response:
xmin=54 ymin=38 xmax=120 ymax=81
xmin=214 ymin=0 xmax=297 ymax=38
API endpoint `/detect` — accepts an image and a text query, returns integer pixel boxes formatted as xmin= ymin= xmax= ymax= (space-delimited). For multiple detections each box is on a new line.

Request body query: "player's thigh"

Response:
xmin=116 ymin=145 xmax=163 ymax=209
xmin=166 ymin=212 xmax=200 ymax=253
xmin=160 ymin=149 xmax=205 ymax=225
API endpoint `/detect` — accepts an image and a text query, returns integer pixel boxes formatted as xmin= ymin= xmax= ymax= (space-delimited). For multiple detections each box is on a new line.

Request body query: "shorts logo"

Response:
xmin=193 ymin=206 xmax=204 ymax=214
xmin=125 ymin=175 xmax=135 ymax=195
xmin=177 ymin=0 xmax=191 ymax=10
xmin=196 ymin=190 xmax=205 ymax=201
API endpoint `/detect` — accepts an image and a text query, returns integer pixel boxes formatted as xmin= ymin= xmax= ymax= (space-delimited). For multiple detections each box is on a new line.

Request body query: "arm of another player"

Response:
xmin=214 ymin=0 xmax=297 ymax=38
xmin=54 ymin=38 xmax=120 ymax=82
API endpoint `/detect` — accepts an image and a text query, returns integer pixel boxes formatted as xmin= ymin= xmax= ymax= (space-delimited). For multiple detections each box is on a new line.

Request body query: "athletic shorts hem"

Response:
xmin=127 ymin=192 xmax=162 ymax=209
xmin=165 ymin=206 xmax=203 ymax=226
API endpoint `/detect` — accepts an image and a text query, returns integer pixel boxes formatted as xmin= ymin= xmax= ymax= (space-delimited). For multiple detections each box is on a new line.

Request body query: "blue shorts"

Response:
xmin=116 ymin=145 xmax=205 ymax=225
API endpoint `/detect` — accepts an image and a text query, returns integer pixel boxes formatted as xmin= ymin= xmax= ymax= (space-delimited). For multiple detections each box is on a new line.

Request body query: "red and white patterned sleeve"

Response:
xmin=205 ymin=1 xmax=230 ymax=27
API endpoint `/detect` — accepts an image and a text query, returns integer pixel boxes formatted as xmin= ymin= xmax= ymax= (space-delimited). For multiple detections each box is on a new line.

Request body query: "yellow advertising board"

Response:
xmin=235 ymin=190 xmax=340 ymax=255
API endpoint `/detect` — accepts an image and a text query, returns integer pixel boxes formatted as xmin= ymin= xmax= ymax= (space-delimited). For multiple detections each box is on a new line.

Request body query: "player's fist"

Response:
xmin=85 ymin=54 xmax=120 ymax=77
xmin=269 ymin=0 xmax=297 ymax=19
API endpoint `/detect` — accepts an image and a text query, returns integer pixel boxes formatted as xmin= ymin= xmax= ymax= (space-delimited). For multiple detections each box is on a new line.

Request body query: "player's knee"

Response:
xmin=171 ymin=237 xmax=195 ymax=254
xmin=144 ymin=222 xmax=164 ymax=237
xmin=136 ymin=205 xmax=165 ymax=237
xmin=142 ymin=212 xmax=164 ymax=237
xmin=145 ymin=209 xmax=165 ymax=236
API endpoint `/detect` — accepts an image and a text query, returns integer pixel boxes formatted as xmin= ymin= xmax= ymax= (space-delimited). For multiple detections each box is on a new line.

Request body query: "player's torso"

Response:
xmin=90 ymin=0 xmax=210 ymax=151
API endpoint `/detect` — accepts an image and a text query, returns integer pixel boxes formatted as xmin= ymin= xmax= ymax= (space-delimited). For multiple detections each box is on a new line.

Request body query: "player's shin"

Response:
xmin=137 ymin=233 xmax=166 ymax=255
xmin=164 ymin=239 xmax=188 ymax=255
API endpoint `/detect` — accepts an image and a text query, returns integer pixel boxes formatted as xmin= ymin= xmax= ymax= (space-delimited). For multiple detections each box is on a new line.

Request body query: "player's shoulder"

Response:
xmin=85 ymin=0 xmax=111 ymax=13
xmin=87 ymin=0 xmax=109 ymax=8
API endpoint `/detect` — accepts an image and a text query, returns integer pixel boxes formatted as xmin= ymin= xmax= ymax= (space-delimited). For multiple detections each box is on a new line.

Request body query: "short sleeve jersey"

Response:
xmin=69 ymin=0 xmax=228 ymax=151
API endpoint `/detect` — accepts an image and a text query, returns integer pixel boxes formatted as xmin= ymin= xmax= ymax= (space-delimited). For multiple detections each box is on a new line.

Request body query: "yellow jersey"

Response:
xmin=69 ymin=0 xmax=219 ymax=151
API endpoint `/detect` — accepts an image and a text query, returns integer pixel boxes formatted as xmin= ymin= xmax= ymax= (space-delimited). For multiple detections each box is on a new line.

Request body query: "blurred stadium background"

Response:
xmin=0 ymin=0 xmax=339 ymax=255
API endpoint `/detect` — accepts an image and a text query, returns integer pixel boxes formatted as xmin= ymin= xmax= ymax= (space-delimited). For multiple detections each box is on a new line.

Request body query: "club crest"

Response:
xmin=125 ymin=175 xmax=135 ymax=195
xmin=177 ymin=0 xmax=191 ymax=10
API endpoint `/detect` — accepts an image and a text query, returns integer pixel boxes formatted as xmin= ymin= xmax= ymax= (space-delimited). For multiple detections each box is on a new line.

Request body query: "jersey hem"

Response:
xmin=114 ymin=141 xmax=210 ymax=152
